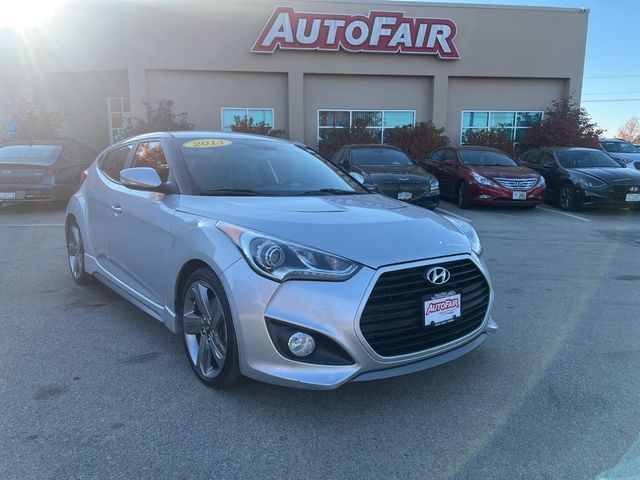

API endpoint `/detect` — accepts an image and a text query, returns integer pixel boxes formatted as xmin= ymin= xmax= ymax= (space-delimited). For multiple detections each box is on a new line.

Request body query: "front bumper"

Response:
xmin=411 ymin=191 xmax=440 ymax=209
xmin=222 ymin=254 xmax=496 ymax=390
xmin=469 ymin=183 xmax=545 ymax=206
xmin=578 ymin=186 xmax=640 ymax=208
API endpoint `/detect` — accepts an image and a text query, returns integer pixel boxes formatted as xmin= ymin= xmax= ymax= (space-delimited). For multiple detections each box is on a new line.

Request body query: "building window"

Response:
xmin=461 ymin=110 xmax=543 ymax=145
xmin=107 ymin=97 xmax=131 ymax=145
xmin=318 ymin=110 xmax=415 ymax=144
xmin=221 ymin=108 xmax=274 ymax=133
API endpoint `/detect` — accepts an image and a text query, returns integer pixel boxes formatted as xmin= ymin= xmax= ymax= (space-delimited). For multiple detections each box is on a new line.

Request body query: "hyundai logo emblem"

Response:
xmin=425 ymin=266 xmax=451 ymax=285
xmin=630 ymin=186 xmax=639 ymax=193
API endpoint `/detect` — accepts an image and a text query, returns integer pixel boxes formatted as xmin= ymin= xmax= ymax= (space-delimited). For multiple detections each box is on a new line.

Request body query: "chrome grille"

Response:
xmin=376 ymin=182 xmax=431 ymax=199
xmin=494 ymin=177 xmax=537 ymax=191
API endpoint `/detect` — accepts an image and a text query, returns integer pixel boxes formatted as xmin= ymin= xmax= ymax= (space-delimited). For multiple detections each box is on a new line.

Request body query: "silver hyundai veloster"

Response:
xmin=65 ymin=132 xmax=497 ymax=389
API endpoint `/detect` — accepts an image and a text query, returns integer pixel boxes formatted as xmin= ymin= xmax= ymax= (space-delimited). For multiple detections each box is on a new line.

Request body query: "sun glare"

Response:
xmin=0 ymin=0 xmax=65 ymax=30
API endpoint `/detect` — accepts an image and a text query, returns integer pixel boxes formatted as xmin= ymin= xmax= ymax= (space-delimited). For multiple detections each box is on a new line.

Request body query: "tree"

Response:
xmin=230 ymin=115 xmax=286 ymax=137
xmin=462 ymin=128 xmax=514 ymax=155
xmin=521 ymin=97 xmax=603 ymax=151
xmin=617 ymin=117 xmax=640 ymax=143
xmin=13 ymin=98 xmax=66 ymax=140
xmin=124 ymin=99 xmax=194 ymax=137
xmin=318 ymin=116 xmax=379 ymax=159
xmin=385 ymin=121 xmax=449 ymax=162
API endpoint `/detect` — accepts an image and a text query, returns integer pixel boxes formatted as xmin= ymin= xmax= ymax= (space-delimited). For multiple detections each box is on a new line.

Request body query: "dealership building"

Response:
xmin=0 ymin=0 xmax=589 ymax=151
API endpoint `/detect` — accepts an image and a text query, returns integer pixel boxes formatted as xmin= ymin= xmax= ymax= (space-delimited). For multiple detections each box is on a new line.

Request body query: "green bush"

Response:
xmin=462 ymin=128 xmax=514 ymax=155
xmin=12 ymin=98 xmax=66 ymax=140
xmin=521 ymin=97 xmax=603 ymax=151
xmin=385 ymin=121 xmax=449 ymax=162
xmin=318 ymin=116 xmax=379 ymax=159
xmin=230 ymin=116 xmax=286 ymax=137
xmin=124 ymin=99 xmax=194 ymax=137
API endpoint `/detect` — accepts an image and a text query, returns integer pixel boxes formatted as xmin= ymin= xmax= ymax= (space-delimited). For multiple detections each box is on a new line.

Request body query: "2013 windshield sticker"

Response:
xmin=183 ymin=139 xmax=233 ymax=148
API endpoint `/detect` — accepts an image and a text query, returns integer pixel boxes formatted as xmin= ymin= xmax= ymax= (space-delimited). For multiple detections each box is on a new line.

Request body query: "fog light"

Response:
xmin=288 ymin=332 xmax=316 ymax=357
xmin=478 ymin=194 xmax=493 ymax=199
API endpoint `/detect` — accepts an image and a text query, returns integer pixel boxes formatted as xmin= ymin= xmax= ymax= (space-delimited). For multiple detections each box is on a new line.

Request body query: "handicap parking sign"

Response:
xmin=7 ymin=122 xmax=18 ymax=138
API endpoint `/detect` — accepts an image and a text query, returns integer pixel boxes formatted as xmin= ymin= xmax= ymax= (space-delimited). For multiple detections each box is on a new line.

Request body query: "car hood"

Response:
xmin=468 ymin=165 xmax=538 ymax=179
xmin=571 ymin=167 xmax=640 ymax=185
xmin=353 ymin=164 xmax=434 ymax=183
xmin=607 ymin=152 xmax=640 ymax=165
xmin=177 ymin=194 xmax=471 ymax=268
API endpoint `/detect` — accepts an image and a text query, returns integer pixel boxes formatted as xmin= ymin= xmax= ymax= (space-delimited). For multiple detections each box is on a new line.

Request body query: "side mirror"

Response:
xmin=542 ymin=161 xmax=555 ymax=170
xmin=444 ymin=159 xmax=456 ymax=166
xmin=349 ymin=172 xmax=366 ymax=184
xmin=120 ymin=167 xmax=163 ymax=190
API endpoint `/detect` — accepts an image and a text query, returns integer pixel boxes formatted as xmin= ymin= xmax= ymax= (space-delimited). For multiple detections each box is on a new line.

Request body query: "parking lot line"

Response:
xmin=435 ymin=208 xmax=473 ymax=223
xmin=0 ymin=224 xmax=65 ymax=227
xmin=538 ymin=206 xmax=591 ymax=222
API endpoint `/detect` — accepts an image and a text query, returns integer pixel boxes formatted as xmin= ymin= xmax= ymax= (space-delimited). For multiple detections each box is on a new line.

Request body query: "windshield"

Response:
xmin=458 ymin=150 xmax=518 ymax=167
xmin=600 ymin=141 xmax=640 ymax=154
xmin=0 ymin=145 xmax=63 ymax=165
xmin=557 ymin=150 xmax=623 ymax=168
xmin=351 ymin=148 xmax=414 ymax=167
xmin=179 ymin=138 xmax=365 ymax=196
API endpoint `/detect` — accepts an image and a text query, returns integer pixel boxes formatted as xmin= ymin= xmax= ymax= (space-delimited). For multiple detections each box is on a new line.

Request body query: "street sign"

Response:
xmin=7 ymin=122 xmax=18 ymax=138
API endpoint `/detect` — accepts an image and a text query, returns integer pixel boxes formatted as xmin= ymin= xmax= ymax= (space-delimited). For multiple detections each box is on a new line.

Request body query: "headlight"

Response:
xmin=536 ymin=175 xmax=546 ymax=187
xmin=430 ymin=178 xmax=439 ymax=190
xmin=470 ymin=172 xmax=495 ymax=187
xmin=447 ymin=218 xmax=482 ymax=256
xmin=217 ymin=221 xmax=360 ymax=282
xmin=577 ymin=175 xmax=607 ymax=189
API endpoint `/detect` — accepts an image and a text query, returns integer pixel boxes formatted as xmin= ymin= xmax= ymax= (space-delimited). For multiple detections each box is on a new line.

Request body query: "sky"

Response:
xmin=399 ymin=0 xmax=640 ymax=136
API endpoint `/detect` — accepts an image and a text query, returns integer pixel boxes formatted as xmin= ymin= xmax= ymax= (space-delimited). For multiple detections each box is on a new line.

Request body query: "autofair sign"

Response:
xmin=252 ymin=7 xmax=460 ymax=60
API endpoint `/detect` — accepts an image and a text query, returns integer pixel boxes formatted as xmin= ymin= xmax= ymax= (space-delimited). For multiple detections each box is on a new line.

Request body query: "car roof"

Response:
xmin=342 ymin=144 xmax=402 ymax=149
xmin=532 ymin=147 xmax=602 ymax=153
xmin=448 ymin=145 xmax=505 ymax=152
xmin=600 ymin=138 xmax=630 ymax=143
xmin=1 ymin=139 xmax=78 ymax=147
xmin=117 ymin=131 xmax=288 ymax=146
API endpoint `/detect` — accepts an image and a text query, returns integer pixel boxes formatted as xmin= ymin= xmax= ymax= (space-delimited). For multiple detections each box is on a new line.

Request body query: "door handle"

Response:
xmin=110 ymin=204 xmax=122 ymax=214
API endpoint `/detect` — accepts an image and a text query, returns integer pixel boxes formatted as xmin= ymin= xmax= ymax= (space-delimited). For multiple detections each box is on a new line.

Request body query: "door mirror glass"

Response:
xmin=542 ymin=159 xmax=555 ymax=169
xmin=444 ymin=158 xmax=456 ymax=166
xmin=120 ymin=167 xmax=163 ymax=190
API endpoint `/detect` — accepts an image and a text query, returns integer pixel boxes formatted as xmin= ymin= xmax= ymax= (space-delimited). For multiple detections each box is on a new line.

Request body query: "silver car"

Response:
xmin=65 ymin=132 xmax=497 ymax=390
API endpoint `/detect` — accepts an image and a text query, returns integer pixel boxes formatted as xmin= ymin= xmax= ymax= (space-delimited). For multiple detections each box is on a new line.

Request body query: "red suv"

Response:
xmin=422 ymin=146 xmax=546 ymax=209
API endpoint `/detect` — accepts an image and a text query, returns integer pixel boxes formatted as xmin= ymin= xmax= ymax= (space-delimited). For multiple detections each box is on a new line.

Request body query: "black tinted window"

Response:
xmin=179 ymin=138 xmax=363 ymax=195
xmin=458 ymin=150 xmax=517 ymax=167
xmin=429 ymin=149 xmax=445 ymax=162
xmin=0 ymin=145 xmax=62 ymax=165
xmin=601 ymin=141 xmax=639 ymax=154
xmin=133 ymin=141 xmax=170 ymax=182
xmin=100 ymin=145 xmax=132 ymax=182
xmin=442 ymin=149 xmax=457 ymax=162
xmin=351 ymin=148 xmax=413 ymax=167
xmin=557 ymin=150 xmax=623 ymax=168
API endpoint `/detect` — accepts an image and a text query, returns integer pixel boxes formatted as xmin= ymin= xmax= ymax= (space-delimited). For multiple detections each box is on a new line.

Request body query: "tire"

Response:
xmin=178 ymin=268 xmax=240 ymax=389
xmin=559 ymin=183 xmax=578 ymax=211
xmin=457 ymin=182 xmax=471 ymax=209
xmin=66 ymin=220 xmax=94 ymax=285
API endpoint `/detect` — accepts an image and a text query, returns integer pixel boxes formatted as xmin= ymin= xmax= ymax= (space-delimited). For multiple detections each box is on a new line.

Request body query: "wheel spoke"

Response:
xmin=183 ymin=311 xmax=203 ymax=335
xmin=209 ymin=297 xmax=223 ymax=330
xmin=210 ymin=332 xmax=226 ymax=365
xmin=191 ymin=282 xmax=212 ymax=318
xmin=197 ymin=334 xmax=212 ymax=375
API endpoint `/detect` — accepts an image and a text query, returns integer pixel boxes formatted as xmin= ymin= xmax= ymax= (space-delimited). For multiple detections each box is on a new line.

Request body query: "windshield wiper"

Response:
xmin=200 ymin=189 xmax=261 ymax=196
xmin=298 ymin=188 xmax=362 ymax=196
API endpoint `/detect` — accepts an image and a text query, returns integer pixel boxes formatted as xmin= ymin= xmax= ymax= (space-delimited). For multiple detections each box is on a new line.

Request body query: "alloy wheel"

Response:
xmin=67 ymin=224 xmax=84 ymax=281
xmin=182 ymin=280 xmax=228 ymax=379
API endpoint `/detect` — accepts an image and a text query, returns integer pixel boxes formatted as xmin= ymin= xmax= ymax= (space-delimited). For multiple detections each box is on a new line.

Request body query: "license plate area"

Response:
xmin=397 ymin=192 xmax=412 ymax=200
xmin=424 ymin=291 xmax=461 ymax=327
xmin=626 ymin=193 xmax=640 ymax=202
xmin=512 ymin=191 xmax=527 ymax=200
xmin=0 ymin=192 xmax=16 ymax=200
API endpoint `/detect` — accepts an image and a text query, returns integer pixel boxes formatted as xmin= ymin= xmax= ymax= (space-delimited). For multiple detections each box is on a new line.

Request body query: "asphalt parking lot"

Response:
xmin=1 ymin=200 xmax=639 ymax=480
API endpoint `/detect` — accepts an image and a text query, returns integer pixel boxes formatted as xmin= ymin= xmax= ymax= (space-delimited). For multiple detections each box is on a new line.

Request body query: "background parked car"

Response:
xmin=0 ymin=139 xmax=96 ymax=205
xmin=519 ymin=147 xmax=640 ymax=211
xmin=329 ymin=144 xmax=440 ymax=209
xmin=422 ymin=146 xmax=545 ymax=209
xmin=599 ymin=138 xmax=640 ymax=170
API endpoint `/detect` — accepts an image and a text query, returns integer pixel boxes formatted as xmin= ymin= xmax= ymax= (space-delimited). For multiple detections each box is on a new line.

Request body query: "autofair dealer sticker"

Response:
xmin=424 ymin=292 xmax=461 ymax=327
xmin=252 ymin=7 xmax=460 ymax=60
